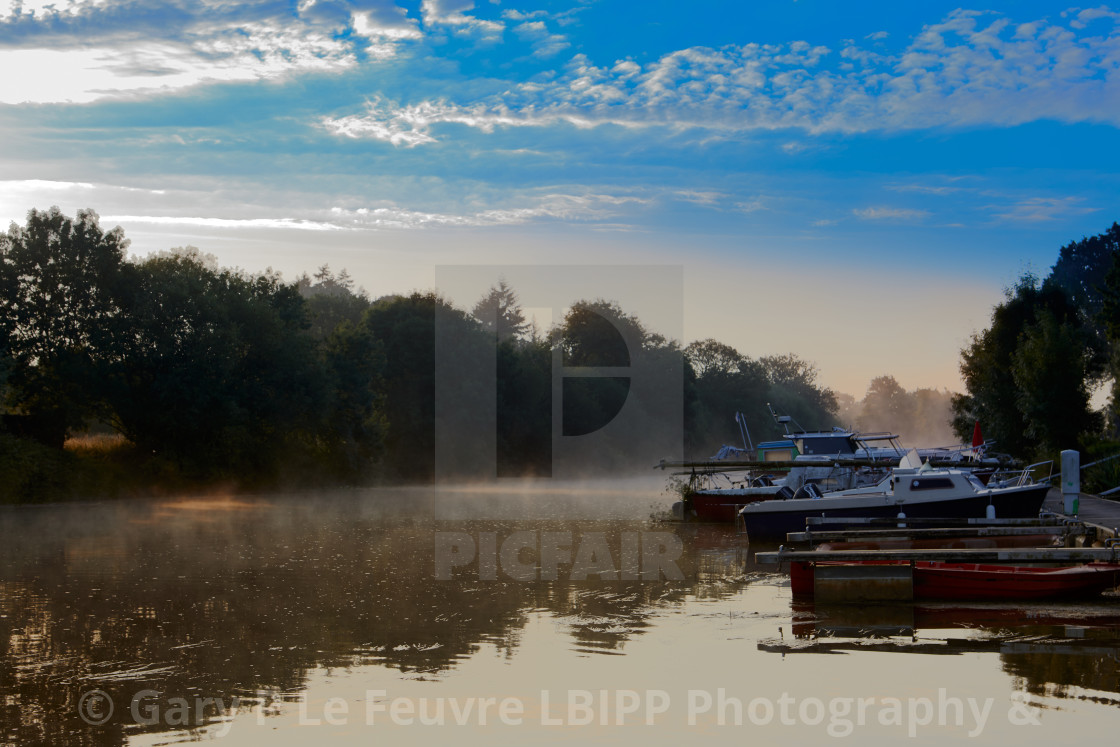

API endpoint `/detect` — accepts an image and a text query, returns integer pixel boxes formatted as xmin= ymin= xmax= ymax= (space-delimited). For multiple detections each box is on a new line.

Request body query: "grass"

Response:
xmin=64 ymin=432 xmax=131 ymax=456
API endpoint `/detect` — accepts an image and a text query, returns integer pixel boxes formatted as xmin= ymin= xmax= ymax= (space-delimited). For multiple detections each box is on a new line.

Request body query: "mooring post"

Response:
xmin=1061 ymin=449 xmax=1080 ymax=516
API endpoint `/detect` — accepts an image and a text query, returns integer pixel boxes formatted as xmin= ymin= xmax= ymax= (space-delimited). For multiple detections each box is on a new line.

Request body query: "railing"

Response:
xmin=991 ymin=460 xmax=1052 ymax=488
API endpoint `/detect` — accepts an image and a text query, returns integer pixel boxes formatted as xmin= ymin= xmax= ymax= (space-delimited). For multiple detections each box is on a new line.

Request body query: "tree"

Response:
xmin=105 ymin=250 xmax=329 ymax=475
xmin=758 ymin=353 xmax=838 ymax=433
xmin=1047 ymin=222 xmax=1120 ymax=338
xmin=551 ymin=299 xmax=686 ymax=470
xmin=319 ymin=319 xmax=387 ymax=480
xmin=362 ymin=292 xmax=492 ymax=479
xmin=472 ymin=279 xmax=528 ymax=343
xmin=552 ymin=300 xmax=635 ymax=438
xmin=0 ymin=207 xmax=128 ymax=445
xmin=859 ymin=375 xmax=910 ymax=435
xmin=684 ymin=338 xmax=745 ymax=378
xmin=495 ymin=336 xmax=551 ymax=476
xmin=296 ymin=264 xmax=371 ymax=342
xmin=952 ymin=274 xmax=1104 ymax=460
xmin=683 ymin=339 xmax=770 ymax=456
xmin=1086 ymin=250 xmax=1120 ymax=434
xmin=554 ymin=299 xmax=643 ymax=367
xmin=1012 ymin=309 xmax=1102 ymax=456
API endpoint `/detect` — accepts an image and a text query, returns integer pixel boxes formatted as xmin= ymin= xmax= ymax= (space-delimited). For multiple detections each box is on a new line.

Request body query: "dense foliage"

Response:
xmin=0 ymin=207 xmax=840 ymax=500
xmin=10 ymin=208 xmax=1120 ymax=499
xmin=951 ymin=223 xmax=1120 ymax=465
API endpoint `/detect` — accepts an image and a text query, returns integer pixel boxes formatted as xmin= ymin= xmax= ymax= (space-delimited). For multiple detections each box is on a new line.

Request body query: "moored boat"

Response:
xmin=790 ymin=560 xmax=1120 ymax=601
xmin=737 ymin=450 xmax=1050 ymax=541
xmin=670 ymin=406 xmax=1003 ymax=522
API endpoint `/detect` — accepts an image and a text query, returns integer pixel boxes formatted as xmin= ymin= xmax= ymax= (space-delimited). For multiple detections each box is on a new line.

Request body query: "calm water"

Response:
xmin=2 ymin=482 xmax=1119 ymax=746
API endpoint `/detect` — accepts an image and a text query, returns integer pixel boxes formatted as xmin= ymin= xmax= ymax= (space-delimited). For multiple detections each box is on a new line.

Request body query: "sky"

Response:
xmin=1 ymin=0 xmax=1119 ymax=398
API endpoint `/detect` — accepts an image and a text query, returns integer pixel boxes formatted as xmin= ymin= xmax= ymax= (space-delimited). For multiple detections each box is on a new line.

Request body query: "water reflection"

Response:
xmin=2 ymin=489 xmax=1118 ymax=745
xmin=0 ymin=489 xmax=757 ymax=745
xmin=764 ymin=599 xmax=1120 ymax=703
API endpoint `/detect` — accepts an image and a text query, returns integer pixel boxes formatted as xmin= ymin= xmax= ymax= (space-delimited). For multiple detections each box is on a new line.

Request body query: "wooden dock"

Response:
xmin=756 ymin=546 xmax=1120 ymax=564
xmin=786 ymin=525 xmax=1068 ymax=543
xmin=1045 ymin=489 xmax=1120 ymax=539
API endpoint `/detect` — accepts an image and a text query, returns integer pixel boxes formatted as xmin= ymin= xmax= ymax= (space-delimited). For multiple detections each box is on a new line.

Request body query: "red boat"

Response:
xmin=791 ymin=560 xmax=1120 ymax=601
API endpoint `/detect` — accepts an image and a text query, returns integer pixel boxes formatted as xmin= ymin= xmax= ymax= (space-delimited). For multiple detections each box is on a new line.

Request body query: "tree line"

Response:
xmin=0 ymin=207 xmax=840 ymax=500
xmin=950 ymin=222 xmax=1120 ymax=479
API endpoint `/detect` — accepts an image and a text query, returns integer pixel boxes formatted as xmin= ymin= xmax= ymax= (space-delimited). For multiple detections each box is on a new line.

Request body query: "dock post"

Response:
xmin=1061 ymin=449 xmax=1080 ymax=515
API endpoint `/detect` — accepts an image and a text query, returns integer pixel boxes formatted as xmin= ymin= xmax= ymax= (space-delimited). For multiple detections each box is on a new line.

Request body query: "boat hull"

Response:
xmin=688 ymin=487 xmax=781 ymax=522
xmin=740 ymin=484 xmax=1051 ymax=541
xmin=791 ymin=560 xmax=1120 ymax=601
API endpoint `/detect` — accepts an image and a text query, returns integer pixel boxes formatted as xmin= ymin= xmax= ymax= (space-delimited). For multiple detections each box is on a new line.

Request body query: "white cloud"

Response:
xmin=502 ymin=9 xmax=547 ymax=22
xmin=321 ymin=95 xmax=644 ymax=146
xmin=0 ymin=176 xmax=651 ymax=233
xmin=0 ymin=15 xmax=358 ymax=103
xmin=734 ymin=198 xmax=767 ymax=214
xmin=513 ymin=20 xmax=569 ymax=58
xmin=1070 ymin=6 xmax=1120 ymax=29
xmin=853 ymin=206 xmax=931 ymax=221
xmin=0 ymin=0 xmax=108 ymax=20
xmin=320 ymin=9 xmax=1120 ymax=145
xmin=888 ymin=183 xmax=966 ymax=195
xmin=352 ymin=5 xmax=422 ymax=41
xmin=988 ymin=196 xmax=1100 ymax=222
xmin=103 ymin=214 xmax=344 ymax=231
xmin=0 ymin=2 xmax=434 ymax=103
xmin=673 ymin=190 xmax=726 ymax=206
xmin=421 ymin=0 xmax=503 ymax=39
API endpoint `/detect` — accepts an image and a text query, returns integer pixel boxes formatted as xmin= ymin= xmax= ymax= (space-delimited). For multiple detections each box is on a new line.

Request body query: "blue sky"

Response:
xmin=2 ymin=0 xmax=1119 ymax=397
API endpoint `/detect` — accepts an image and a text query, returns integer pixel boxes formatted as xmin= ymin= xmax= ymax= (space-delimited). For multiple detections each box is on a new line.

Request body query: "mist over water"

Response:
xmin=1 ymin=483 xmax=1119 ymax=745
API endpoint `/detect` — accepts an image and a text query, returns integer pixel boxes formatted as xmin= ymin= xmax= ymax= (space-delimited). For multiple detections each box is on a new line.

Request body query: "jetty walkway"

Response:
xmin=1044 ymin=488 xmax=1120 ymax=539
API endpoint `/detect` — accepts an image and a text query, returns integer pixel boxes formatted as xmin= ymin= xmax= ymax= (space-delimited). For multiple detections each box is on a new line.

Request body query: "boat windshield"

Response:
xmin=965 ymin=473 xmax=987 ymax=491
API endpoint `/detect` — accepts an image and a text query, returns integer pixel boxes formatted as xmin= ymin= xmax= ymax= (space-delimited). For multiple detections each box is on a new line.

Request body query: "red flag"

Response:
xmin=971 ymin=420 xmax=983 ymax=449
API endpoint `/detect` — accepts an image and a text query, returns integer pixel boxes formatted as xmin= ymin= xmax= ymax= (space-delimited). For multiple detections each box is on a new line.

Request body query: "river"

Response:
xmin=2 ymin=482 xmax=1118 ymax=745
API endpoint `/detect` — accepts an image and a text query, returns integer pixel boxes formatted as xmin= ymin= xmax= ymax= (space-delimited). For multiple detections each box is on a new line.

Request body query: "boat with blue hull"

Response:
xmin=737 ymin=451 xmax=1051 ymax=541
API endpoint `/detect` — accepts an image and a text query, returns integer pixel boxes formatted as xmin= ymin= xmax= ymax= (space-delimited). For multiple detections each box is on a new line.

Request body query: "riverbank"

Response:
xmin=0 ymin=432 xmax=388 ymax=504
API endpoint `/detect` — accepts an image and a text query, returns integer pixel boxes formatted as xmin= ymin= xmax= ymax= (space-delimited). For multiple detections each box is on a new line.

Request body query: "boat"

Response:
xmin=668 ymin=406 xmax=1003 ymax=522
xmin=737 ymin=450 xmax=1051 ymax=541
xmin=790 ymin=560 xmax=1120 ymax=601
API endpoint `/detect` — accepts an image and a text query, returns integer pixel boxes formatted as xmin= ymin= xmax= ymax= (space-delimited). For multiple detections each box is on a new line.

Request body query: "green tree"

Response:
xmin=0 ymin=207 xmax=128 ymax=445
xmin=683 ymin=339 xmax=770 ymax=456
xmin=1087 ymin=250 xmax=1120 ymax=435
xmin=1012 ymin=309 xmax=1102 ymax=456
xmin=1047 ymin=222 xmax=1120 ymax=338
xmin=362 ymin=292 xmax=492 ymax=480
xmin=759 ymin=353 xmax=838 ymax=434
xmin=495 ymin=337 xmax=551 ymax=476
xmin=472 ymin=279 xmax=528 ymax=343
xmin=319 ymin=319 xmax=387 ymax=481
xmin=685 ymin=339 xmax=746 ymax=378
xmin=858 ymin=375 xmax=911 ymax=435
xmin=553 ymin=299 xmax=685 ymax=470
xmin=106 ymin=250 xmax=327 ymax=476
xmin=555 ymin=299 xmax=639 ymax=367
xmin=952 ymin=274 xmax=1104 ymax=460
xmin=296 ymin=264 xmax=371 ymax=342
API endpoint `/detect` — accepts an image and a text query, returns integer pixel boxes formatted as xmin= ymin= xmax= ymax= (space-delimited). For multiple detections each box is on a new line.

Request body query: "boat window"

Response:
xmin=799 ymin=436 xmax=856 ymax=455
xmin=909 ymin=477 xmax=955 ymax=490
